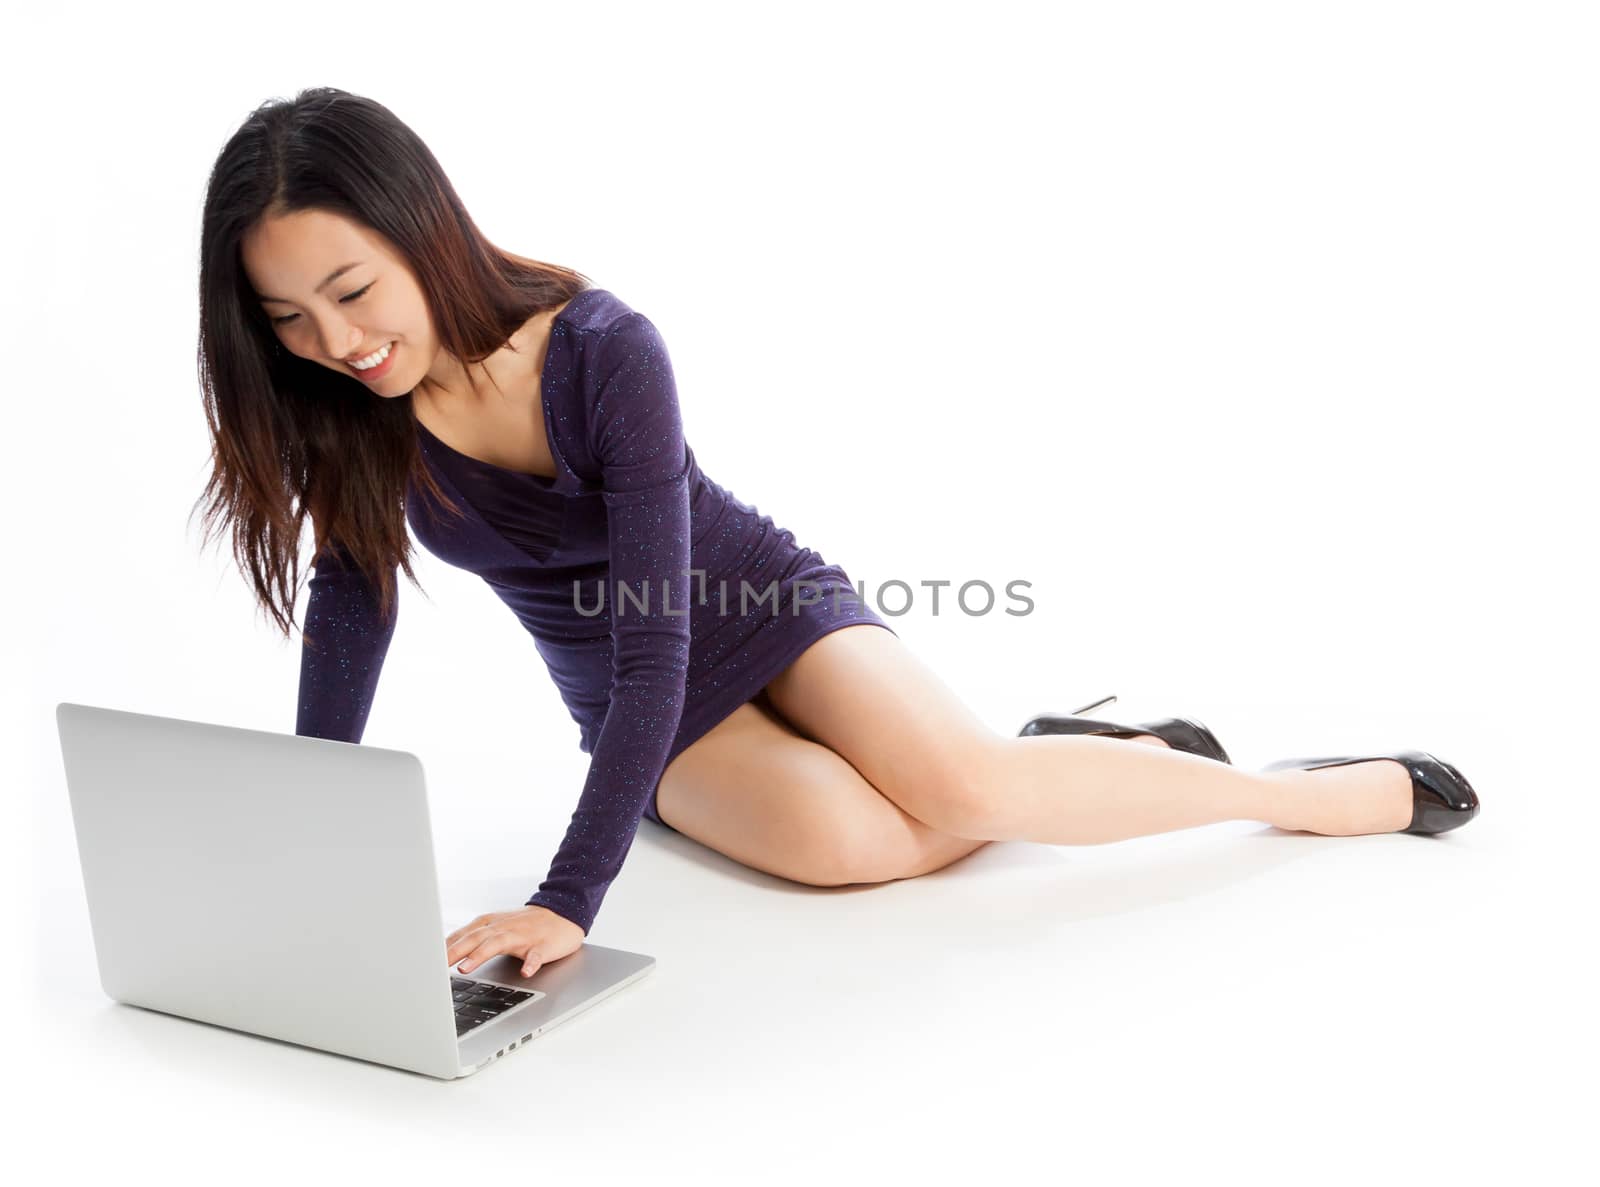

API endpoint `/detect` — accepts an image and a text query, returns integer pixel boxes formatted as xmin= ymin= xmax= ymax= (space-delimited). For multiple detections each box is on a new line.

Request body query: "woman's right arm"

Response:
xmin=296 ymin=539 xmax=399 ymax=744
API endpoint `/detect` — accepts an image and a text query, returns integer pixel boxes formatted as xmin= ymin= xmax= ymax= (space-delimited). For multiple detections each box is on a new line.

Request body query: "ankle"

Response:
xmin=1263 ymin=770 xmax=1321 ymax=832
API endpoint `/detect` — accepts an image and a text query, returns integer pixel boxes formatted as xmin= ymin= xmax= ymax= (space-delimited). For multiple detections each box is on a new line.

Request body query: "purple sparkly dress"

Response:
xmin=295 ymin=287 xmax=894 ymax=934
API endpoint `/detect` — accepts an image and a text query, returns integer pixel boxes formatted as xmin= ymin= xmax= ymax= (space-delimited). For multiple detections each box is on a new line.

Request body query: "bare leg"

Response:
xmin=761 ymin=626 xmax=1413 ymax=848
xmin=966 ymin=735 xmax=1414 ymax=844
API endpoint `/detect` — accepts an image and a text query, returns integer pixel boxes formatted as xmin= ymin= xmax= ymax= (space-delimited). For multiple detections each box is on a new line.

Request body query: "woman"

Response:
xmin=195 ymin=88 xmax=1480 ymax=982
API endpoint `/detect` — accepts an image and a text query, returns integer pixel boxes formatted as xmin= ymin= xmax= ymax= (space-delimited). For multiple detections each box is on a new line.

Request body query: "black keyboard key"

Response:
xmin=449 ymin=975 xmax=534 ymax=1040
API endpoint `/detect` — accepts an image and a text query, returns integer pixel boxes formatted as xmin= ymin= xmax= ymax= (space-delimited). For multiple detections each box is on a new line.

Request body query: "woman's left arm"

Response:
xmin=522 ymin=311 xmax=694 ymax=937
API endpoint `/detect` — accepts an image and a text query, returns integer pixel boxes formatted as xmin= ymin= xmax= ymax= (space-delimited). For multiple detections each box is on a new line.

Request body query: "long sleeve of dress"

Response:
xmin=295 ymin=538 xmax=399 ymax=744
xmin=524 ymin=312 xmax=693 ymax=935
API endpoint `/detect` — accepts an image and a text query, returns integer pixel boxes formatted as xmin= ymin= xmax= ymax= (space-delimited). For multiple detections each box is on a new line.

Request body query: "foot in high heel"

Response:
xmin=1261 ymin=750 xmax=1481 ymax=835
xmin=1018 ymin=695 xmax=1232 ymax=764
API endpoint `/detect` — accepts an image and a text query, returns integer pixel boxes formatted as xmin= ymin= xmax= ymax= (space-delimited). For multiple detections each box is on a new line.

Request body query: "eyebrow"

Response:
xmin=255 ymin=261 xmax=366 ymax=305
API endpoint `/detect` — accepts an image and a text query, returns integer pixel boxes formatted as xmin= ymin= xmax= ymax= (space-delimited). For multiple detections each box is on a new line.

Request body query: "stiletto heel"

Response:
xmin=1018 ymin=693 xmax=1232 ymax=764
xmin=1261 ymin=749 xmax=1481 ymax=835
xmin=1068 ymin=695 xmax=1119 ymax=717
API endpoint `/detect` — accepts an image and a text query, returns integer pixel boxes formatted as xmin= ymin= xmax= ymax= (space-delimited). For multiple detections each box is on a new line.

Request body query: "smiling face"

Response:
xmin=241 ymin=208 xmax=437 ymax=397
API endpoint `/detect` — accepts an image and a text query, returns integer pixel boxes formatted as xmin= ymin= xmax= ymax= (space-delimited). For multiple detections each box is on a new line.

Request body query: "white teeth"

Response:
xmin=350 ymin=342 xmax=393 ymax=370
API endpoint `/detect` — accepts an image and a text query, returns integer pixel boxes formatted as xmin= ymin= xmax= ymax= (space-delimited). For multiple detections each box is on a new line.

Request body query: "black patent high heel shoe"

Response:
xmin=1018 ymin=695 xmax=1232 ymax=764
xmin=1261 ymin=750 xmax=1481 ymax=835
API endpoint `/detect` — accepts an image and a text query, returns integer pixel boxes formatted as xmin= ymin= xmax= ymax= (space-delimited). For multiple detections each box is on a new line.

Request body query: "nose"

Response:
xmin=315 ymin=314 xmax=362 ymax=361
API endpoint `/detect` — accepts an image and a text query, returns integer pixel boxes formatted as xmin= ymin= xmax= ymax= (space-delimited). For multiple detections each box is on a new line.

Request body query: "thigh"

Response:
xmin=656 ymin=691 xmax=989 ymax=887
xmin=760 ymin=624 xmax=1004 ymax=837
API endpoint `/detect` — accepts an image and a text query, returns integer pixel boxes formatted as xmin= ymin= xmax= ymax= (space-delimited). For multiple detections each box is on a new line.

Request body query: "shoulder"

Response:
xmin=553 ymin=289 xmax=673 ymax=402
xmin=542 ymin=289 xmax=684 ymax=485
xmin=552 ymin=287 xmax=656 ymax=346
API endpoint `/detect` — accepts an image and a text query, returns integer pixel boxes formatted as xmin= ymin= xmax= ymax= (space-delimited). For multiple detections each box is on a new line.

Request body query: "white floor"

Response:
xmin=19 ymin=706 xmax=1591 ymax=1184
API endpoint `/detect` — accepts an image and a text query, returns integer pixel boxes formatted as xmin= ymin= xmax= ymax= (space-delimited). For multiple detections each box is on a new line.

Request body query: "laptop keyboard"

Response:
xmin=452 ymin=975 xmax=537 ymax=1038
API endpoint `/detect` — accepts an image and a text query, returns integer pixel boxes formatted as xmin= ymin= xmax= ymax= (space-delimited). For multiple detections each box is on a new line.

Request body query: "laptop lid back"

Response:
xmin=55 ymin=702 xmax=461 ymax=1079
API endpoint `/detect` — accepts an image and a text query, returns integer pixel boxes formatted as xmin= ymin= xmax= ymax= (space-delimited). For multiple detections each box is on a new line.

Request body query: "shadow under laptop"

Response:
xmin=81 ymin=995 xmax=457 ymax=1088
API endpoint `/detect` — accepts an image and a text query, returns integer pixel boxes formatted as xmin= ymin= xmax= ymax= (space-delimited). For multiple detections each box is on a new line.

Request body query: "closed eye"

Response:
xmin=269 ymin=282 xmax=374 ymax=327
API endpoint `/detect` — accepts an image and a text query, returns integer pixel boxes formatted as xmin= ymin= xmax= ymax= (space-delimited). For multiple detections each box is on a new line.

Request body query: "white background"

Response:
xmin=6 ymin=0 xmax=1596 ymax=1181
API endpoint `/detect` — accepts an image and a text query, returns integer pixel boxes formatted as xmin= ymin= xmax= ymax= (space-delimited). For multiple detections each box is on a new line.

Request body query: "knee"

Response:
xmin=794 ymin=815 xmax=911 ymax=888
xmin=786 ymin=809 xmax=938 ymax=890
xmin=764 ymin=776 xmax=908 ymax=889
xmin=780 ymin=742 xmax=1000 ymax=886
xmin=823 ymin=830 xmax=918 ymax=888
xmin=790 ymin=838 xmax=885 ymax=889
xmin=898 ymin=738 xmax=1005 ymax=841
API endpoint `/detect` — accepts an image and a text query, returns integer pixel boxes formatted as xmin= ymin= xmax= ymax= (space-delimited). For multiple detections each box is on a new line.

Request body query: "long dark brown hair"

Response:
xmin=192 ymin=86 xmax=590 ymax=643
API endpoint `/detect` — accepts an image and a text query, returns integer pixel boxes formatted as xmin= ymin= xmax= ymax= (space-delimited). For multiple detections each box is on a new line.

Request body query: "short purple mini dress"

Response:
xmin=295 ymin=286 xmax=895 ymax=934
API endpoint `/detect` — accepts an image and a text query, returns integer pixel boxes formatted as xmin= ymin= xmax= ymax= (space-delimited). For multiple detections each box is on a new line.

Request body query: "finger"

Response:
xmin=519 ymin=948 xmax=546 ymax=978
xmin=456 ymin=934 xmax=511 ymax=975
xmin=448 ymin=913 xmax=501 ymax=948
xmin=447 ymin=925 xmax=496 ymax=967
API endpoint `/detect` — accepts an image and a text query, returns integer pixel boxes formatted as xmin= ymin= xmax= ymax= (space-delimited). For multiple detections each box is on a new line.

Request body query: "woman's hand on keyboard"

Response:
xmin=446 ymin=905 xmax=585 ymax=979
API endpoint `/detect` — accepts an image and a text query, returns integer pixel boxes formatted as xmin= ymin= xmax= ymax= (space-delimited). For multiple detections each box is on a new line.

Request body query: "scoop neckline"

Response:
xmin=412 ymin=291 xmax=595 ymax=485
xmin=415 ymin=415 xmax=560 ymax=485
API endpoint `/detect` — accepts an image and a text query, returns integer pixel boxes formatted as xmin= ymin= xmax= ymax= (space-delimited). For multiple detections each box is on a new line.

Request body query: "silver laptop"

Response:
xmin=54 ymin=702 xmax=655 ymax=1080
